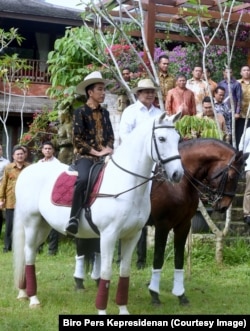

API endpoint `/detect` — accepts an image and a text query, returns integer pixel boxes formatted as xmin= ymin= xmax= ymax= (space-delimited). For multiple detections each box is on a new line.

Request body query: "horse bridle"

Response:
xmin=151 ymin=121 xmax=181 ymax=166
xmin=184 ymin=154 xmax=242 ymax=206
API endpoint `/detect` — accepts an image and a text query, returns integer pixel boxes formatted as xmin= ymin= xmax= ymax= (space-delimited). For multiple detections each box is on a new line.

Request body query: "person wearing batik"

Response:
xmin=65 ymin=71 xmax=114 ymax=236
xmin=213 ymin=86 xmax=232 ymax=143
xmin=156 ymin=55 xmax=175 ymax=107
xmin=186 ymin=65 xmax=209 ymax=115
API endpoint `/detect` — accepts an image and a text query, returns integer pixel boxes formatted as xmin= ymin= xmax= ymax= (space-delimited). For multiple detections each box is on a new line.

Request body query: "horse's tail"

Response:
xmin=13 ymin=207 xmax=26 ymax=289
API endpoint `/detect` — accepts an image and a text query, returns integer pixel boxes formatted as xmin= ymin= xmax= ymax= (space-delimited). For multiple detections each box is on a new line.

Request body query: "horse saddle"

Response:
xmin=51 ymin=161 xmax=106 ymax=207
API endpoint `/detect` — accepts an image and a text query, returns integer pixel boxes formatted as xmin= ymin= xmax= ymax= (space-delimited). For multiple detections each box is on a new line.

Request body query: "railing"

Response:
xmin=15 ymin=59 xmax=50 ymax=84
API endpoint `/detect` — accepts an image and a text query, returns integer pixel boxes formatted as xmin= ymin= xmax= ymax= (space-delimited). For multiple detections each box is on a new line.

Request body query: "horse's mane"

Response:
xmin=179 ymin=138 xmax=236 ymax=153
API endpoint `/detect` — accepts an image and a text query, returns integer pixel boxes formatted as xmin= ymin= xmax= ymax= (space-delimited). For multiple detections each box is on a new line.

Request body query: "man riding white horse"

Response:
xmin=65 ymin=71 xmax=114 ymax=236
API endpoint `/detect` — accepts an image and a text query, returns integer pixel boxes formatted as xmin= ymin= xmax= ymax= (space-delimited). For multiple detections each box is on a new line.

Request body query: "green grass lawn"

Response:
xmin=1 ymin=233 xmax=250 ymax=330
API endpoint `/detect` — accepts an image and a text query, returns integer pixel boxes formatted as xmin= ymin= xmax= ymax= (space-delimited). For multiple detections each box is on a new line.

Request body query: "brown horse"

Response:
xmin=148 ymin=138 xmax=248 ymax=306
xmin=74 ymin=138 xmax=248 ymax=307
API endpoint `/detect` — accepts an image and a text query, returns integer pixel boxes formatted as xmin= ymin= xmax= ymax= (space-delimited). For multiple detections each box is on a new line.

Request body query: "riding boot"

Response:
xmin=65 ymin=193 xmax=84 ymax=235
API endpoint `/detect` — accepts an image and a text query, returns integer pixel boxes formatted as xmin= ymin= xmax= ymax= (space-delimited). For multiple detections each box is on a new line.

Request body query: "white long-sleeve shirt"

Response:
xmin=119 ymin=100 xmax=163 ymax=142
xmin=239 ymin=127 xmax=250 ymax=171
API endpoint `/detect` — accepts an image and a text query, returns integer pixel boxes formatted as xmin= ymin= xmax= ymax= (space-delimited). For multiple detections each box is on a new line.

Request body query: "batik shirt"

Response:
xmin=186 ymin=78 xmax=209 ymax=114
xmin=73 ymin=104 xmax=114 ymax=161
xmin=218 ymin=78 xmax=242 ymax=114
xmin=214 ymin=99 xmax=232 ymax=135
xmin=0 ymin=162 xmax=29 ymax=209
xmin=159 ymin=72 xmax=175 ymax=103
xmin=237 ymin=79 xmax=250 ymax=118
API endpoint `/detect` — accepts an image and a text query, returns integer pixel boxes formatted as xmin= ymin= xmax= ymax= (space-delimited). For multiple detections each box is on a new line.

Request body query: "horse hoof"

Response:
xmin=74 ymin=277 xmax=85 ymax=291
xmin=98 ymin=310 xmax=107 ymax=315
xmin=30 ymin=303 xmax=41 ymax=309
xmin=29 ymin=295 xmax=41 ymax=307
xmin=178 ymin=294 xmax=189 ymax=306
xmin=17 ymin=289 xmax=28 ymax=300
xmin=17 ymin=296 xmax=28 ymax=301
xmin=149 ymin=289 xmax=161 ymax=306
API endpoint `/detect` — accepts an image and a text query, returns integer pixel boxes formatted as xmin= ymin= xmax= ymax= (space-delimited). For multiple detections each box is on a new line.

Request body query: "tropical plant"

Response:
xmin=175 ymin=115 xmax=221 ymax=140
xmin=19 ymin=108 xmax=58 ymax=160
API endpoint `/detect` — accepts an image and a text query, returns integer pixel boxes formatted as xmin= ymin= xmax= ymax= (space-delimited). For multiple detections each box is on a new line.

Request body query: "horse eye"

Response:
xmin=159 ymin=137 xmax=166 ymax=142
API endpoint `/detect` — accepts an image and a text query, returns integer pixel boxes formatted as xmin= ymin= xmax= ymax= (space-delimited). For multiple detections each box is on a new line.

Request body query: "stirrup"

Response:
xmin=69 ymin=216 xmax=79 ymax=223
xmin=65 ymin=217 xmax=79 ymax=236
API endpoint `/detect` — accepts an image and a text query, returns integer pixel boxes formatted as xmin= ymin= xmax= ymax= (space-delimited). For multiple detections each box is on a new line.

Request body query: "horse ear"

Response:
xmin=159 ymin=111 xmax=182 ymax=123
xmin=168 ymin=111 xmax=182 ymax=123
xmin=243 ymin=152 xmax=250 ymax=163
xmin=159 ymin=111 xmax=166 ymax=123
xmin=236 ymin=150 xmax=249 ymax=165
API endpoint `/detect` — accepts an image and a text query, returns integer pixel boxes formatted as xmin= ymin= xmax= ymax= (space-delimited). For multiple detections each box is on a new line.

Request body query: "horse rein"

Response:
xmin=184 ymin=153 xmax=241 ymax=206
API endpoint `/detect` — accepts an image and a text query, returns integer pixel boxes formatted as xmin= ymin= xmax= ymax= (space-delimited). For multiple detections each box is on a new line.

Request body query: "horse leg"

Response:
xmin=115 ymin=233 xmax=141 ymax=315
xmin=95 ymin=234 xmax=117 ymax=315
xmin=25 ymin=220 xmax=51 ymax=308
xmin=17 ymin=277 xmax=28 ymax=300
xmin=24 ymin=223 xmax=51 ymax=308
xmin=91 ymin=252 xmax=101 ymax=285
xmin=13 ymin=207 xmax=50 ymax=308
xmin=172 ymin=227 xmax=190 ymax=306
xmin=26 ymin=265 xmax=40 ymax=308
xmin=74 ymin=255 xmax=85 ymax=291
xmin=148 ymin=226 xmax=168 ymax=306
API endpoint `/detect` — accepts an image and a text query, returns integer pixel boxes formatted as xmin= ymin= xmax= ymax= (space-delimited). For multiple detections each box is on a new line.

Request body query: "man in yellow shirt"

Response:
xmin=0 ymin=146 xmax=29 ymax=252
xmin=156 ymin=55 xmax=175 ymax=108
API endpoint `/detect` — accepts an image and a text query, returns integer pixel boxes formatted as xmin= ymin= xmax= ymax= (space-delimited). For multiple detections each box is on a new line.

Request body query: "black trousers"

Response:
xmin=70 ymin=158 xmax=94 ymax=219
xmin=4 ymin=209 xmax=14 ymax=251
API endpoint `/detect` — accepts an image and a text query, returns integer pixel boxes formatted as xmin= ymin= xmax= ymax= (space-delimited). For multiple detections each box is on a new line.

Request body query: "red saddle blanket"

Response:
xmin=51 ymin=170 xmax=104 ymax=207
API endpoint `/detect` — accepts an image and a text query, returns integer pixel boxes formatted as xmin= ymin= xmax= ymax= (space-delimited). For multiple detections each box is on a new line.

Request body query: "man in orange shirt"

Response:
xmin=165 ymin=74 xmax=196 ymax=116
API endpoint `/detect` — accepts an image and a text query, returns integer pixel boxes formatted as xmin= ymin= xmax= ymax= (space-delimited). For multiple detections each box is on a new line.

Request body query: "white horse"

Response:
xmin=13 ymin=112 xmax=184 ymax=315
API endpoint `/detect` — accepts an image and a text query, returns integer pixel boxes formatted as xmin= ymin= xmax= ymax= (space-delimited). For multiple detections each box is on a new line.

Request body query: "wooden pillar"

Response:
xmin=143 ymin=0 xmax=156 ymax=66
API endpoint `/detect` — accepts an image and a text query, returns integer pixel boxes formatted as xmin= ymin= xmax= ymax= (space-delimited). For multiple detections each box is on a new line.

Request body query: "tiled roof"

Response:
xmin=0 ymin=0 xmax=82 ymax=23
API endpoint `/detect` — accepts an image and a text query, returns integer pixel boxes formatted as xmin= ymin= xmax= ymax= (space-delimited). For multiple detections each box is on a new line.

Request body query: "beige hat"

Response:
xmin=131 ymin=78 xmax=158 ymax=94
xmin=76 ymin=71 xmax=109 ymax=95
